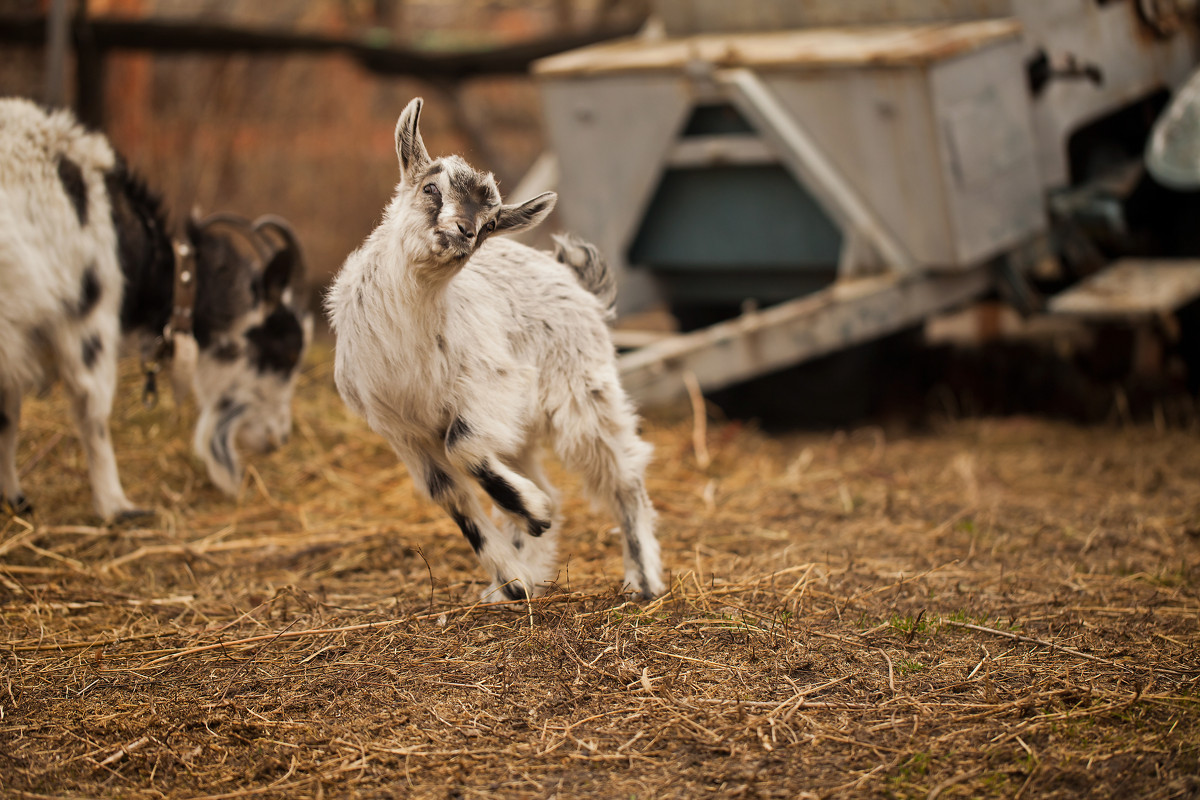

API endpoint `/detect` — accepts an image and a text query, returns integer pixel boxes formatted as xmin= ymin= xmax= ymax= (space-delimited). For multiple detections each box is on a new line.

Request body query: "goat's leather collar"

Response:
xmin=142 ymin=239 xmax=197 ymax=407
xmin=166 ymin=240 xmax=197 ymax=339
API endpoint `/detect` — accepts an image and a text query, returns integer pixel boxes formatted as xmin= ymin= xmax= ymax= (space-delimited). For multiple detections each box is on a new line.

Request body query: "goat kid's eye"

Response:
xmin=423 ymin=184 xmax=440 ymax=196
xmin=484 ymin=220 xmax=496 ymax=233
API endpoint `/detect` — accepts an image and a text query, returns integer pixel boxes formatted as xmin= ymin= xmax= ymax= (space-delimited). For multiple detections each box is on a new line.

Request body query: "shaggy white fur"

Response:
xmin=326 ymin=97 xmax=664 ymax=600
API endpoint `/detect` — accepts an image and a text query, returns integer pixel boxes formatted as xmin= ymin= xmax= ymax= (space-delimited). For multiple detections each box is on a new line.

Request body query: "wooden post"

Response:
xmin=44 ymin=0 xmax=71 ymax=107
xmin=74 ymin=0 xmax=107 ymax=129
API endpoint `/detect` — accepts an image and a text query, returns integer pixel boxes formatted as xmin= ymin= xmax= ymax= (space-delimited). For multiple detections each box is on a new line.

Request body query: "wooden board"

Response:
xmin=532 ymin=19 xmax=1022 ymax=78
xmin=617 ymin=269 xmax=992 ymax=406
xmin=1048 ymin=259 xmax=1200 ymax=319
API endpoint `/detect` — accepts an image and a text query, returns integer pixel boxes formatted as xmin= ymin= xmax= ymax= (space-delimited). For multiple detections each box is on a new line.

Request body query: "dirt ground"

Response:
xmin=2 ymin=343 xmax=1198 ymax=799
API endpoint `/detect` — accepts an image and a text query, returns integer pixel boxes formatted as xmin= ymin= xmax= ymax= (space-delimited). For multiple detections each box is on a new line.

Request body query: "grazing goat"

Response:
xmin=0 ymin=98 xmax=310 ymax=519
xmin=326 ymin=97 xmax=664 ymax=600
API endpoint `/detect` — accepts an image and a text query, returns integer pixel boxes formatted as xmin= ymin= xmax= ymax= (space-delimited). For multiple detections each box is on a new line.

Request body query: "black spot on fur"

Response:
xmin=245 ymin=307 xmax=305 ymax=375
xmin=3 ymin=494 xmax=33 ymax=517
xmin=212 ymin=341 xmax=241 ymax=362
xmin=73 ymin=264 xmax=102 ymax=318
xmin=210 ymin=398 xmax=247 ymax=477
xmin=424 ymin=187 xmax=442 ymax=228
xmin=451 ymin=509 xmax=482 ymax=553
xmin=187 ymin=221 xmax=262 ymax=350
xmin=472 ymin=462 xmax=548 ymax=537
xmin=81 ymin=334 xmax=102 ymax=369
xmin=426 ymin=463 xmax=452 ymax=500
xmin=473 ymin=462 xmax=522 ymax=515
xmin=0 ymin=407 xmax=8 ymax=433
xmin=620 ymin=501 xmax=648 ymax=595
xmin=57 ymin=156 xmax=88 ymax=225
xmin=436 ymin=335 xmax=445 ymax=353
xmin=446 ymin=417 xmax=470 ymax=449
xmin=105 ymin=159 xmax=174 ymax=337
xmin=500 ymin=581 xmax=528 ymax=601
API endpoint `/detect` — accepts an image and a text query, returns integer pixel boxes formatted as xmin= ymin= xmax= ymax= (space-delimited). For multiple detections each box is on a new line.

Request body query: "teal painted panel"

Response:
xmin=628 ymin=165 xmax=844 ymax=271
xmin=682 ymin=103 xmax=756 ymax=136
xmin=655 ymin=269 xmax=837 ymax=306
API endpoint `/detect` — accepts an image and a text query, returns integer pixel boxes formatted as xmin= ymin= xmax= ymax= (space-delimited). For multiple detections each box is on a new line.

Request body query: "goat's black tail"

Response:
xmin=552 ymin=233 xmax=616 ymax=318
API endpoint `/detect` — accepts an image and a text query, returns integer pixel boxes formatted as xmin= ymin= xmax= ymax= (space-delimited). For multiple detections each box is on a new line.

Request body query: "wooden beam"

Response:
xmin=0 ymin=14 xmax=644 ymax=79
xmin=617 ymin=269 xmax=994 ymax=407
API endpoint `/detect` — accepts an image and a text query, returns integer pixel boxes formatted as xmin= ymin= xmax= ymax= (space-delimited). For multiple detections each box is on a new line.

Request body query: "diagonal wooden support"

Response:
xmin=717 ymin=68 xmax=919 ymax=276
xmin=618 ymin=269 xmax=992 ymax=407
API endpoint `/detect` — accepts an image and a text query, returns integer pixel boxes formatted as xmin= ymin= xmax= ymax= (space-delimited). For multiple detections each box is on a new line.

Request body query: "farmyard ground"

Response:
xmin=2 ymin=344 xmax=1198 ymax=799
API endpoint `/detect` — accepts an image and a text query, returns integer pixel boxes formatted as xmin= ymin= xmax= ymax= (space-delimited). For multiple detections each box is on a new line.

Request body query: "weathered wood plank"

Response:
xmin=1048 ymin=259 xmax=1200 ymax=318
xmin=618 ymin=269 xmax=992 ymax=406
xmin=533 ymin=19 xmax=1023 ymax=77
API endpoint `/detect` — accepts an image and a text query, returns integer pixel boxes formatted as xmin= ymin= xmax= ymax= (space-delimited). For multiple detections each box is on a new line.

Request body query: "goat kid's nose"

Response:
xmin=455 ymin=220 xmax=476 ymax=239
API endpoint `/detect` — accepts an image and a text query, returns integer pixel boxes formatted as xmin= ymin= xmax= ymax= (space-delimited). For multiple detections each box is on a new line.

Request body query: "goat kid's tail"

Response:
xmin=552 ymin=233 xmax=616 ymax=319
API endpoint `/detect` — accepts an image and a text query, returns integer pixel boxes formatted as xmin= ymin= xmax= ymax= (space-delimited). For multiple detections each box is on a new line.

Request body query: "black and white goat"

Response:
xmin=0 ymin=98 xmax=310 ymax=519
xmin=326 ymin=97 xmax=664 ymax=600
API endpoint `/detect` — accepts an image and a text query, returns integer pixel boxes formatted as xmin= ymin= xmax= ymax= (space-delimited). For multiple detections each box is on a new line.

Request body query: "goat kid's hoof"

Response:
xmin=624 ymin=578 xmax=665 ymax=602
xmin=3 ymin=494 xmax=33 ymax=517
xmin=110 ymin=507 xmax=154 ymax=524
xmin=482 ymin=580 xmax=535 ymax=603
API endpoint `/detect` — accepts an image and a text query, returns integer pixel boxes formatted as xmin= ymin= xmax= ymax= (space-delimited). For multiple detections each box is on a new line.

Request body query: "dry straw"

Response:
xmin=1 ymin=344 xmax=1197 ymax=798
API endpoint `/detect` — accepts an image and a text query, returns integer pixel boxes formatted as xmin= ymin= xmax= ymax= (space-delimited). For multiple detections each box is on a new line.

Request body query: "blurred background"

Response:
xmin=0 ymin=0 xmax=647 ymax=287
xmin=5 ymin=0 xmax=1200 ymax=426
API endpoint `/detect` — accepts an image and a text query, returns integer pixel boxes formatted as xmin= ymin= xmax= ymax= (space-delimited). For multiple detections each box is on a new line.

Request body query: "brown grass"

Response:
xmin=2 ymin=342 xmax=1198 ymax=799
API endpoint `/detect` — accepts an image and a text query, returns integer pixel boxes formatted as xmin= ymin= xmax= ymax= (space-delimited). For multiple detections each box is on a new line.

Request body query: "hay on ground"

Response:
xmin=2 ymin=342 xmax=1198 ymax=799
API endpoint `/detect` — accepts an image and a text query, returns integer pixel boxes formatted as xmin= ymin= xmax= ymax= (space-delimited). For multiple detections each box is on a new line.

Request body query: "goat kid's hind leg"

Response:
xmin=558 ymin=396 xmax=665 ymax=599
xmin=417 ymin=457 xmax=545 ymax=601
xmin=56 ymin=325 xmax=142 ymax=521
xmin=0 ymin=388 xmax=31 ymax=515
xmin=612 ymin=478 xmax=664 ymax=600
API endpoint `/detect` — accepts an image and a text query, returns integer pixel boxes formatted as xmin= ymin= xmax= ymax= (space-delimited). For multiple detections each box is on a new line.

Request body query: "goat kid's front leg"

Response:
xmin=58 ymin=326 xmax=143 ymax=521
xmin=0 ymin=388 xmax=31 ymax=515
xmin=443 ymin=416 xmax=554 ymax=539
xmin=418 ymin=456 xmax=552 ymax=601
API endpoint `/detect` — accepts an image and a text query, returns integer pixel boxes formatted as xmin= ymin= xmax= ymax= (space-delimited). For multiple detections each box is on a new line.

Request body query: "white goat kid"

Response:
xmin=327 ymin=97 xmax=664 ymax=600
xmin=0 ymin=98 xmax=310 ymax=519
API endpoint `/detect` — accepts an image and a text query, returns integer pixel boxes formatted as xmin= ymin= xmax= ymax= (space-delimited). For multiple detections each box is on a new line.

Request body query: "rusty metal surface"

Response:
xmin=652 ymin=0 xmax=1013 ymax=35
xmin=1048 ymin=259 xmax=1200 ymax=318
xmin=532 ymin=19 xmax=1023 ymax=77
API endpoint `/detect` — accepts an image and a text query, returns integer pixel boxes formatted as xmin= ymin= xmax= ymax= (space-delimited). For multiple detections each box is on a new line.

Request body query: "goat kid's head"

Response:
xmin=185 ymin=214 xmax=312 ymax=496
xmin=394 ymin=97 xmax=556 ymax=267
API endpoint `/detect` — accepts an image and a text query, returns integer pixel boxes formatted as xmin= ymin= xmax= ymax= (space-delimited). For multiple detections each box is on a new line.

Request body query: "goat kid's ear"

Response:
xmin=494 ymin=191 xmax=557 ymax=236
xmin=259 ymin=246 xmax=295 ymax=307
xmin=395 ymin=97 xmax=430 ymax=182
xmin=185 ymin=209 xmax=202 ymax=244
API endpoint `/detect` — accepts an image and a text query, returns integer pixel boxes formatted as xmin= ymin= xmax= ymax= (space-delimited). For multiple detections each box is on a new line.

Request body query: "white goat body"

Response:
xmin=327 ymin=97 xmax=664 ymax=599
